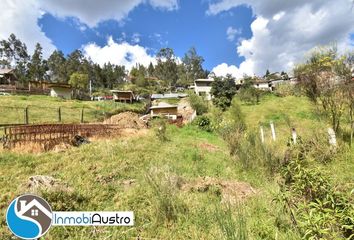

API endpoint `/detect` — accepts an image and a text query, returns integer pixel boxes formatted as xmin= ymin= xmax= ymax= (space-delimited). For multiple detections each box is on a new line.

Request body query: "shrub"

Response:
xmin=275 ymin=84 xmax=301 ymax=97
xmin=153 ymin=118 xmax=168 ymax=141
xmin=194 ymin=115 xmax=212 ymax=132
xmin=238 ymin=87 xmax=262 ymax=105
xmin=188 ymin=92 xmax=208 ymax=115
xmin=278 ymin=144 xmax=354 ymax=239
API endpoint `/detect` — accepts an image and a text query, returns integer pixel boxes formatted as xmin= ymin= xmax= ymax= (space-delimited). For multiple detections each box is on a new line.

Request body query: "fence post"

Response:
xmin=81 ymin=108 xmax=84 ymax=123
xmin=58 ymin=107 xmax=62 ymax=123
xmin=292 ymin=128 xmax=297 ymax=145
xmin=24 ymin=106 xmax=29 ymax=125
xmin=260 ymin=126 xmax=265 ymax=143
xmin=270 ymin=122 xmax=276 ymax=141
xmin=327 ymin=128 xmax=337 ymax=147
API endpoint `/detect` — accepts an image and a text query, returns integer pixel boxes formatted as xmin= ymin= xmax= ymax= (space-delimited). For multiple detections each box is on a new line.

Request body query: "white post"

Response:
xmin=270 ymin=122 xmax=276 ymax=141
xmin=328 ymin=128 xmax=337 ymax=147
xmin=260 ymin=126 xmax=265 ymax=143
xmin=292 ymin=128 xmax=297 ymax=145
xmin=89 ymin=79 xmax=92 ymax=97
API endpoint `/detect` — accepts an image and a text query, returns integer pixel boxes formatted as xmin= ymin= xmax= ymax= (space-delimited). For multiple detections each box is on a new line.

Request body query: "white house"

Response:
xmin=49 ymin=83 xmax=72 ymax=100
xmin=194 ymin=78 xmax=214 ymax=100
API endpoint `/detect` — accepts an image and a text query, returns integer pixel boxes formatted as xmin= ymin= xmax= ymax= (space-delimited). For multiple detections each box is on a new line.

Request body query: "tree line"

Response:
xmin=0 ymin=33 xmax=208 ymax=92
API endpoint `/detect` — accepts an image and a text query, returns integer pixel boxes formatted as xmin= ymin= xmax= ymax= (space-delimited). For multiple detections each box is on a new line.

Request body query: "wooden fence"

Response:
xmin=3 ymin=124 xmax=122 ymax=149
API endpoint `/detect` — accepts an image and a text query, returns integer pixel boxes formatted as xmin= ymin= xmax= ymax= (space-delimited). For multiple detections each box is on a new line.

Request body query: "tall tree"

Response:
xmin=66 ymin=50 xmax=85 ymax=81
xmin=155 ymin=48 xmax=178 ymax=87
xmin=210 ymin=74 xmax=237 ymax=110
xmin=48 ymin=50 xmax=67 ymax=82
xmin=27 ymin=43 xmax=47 ymax=81
xmin=0 ymin=33 xmax=30 ymax=82
xmin=182 ymin=47 xmax=206 ymax=83
xmin=147 ymin=62 xmax=155 ymax=77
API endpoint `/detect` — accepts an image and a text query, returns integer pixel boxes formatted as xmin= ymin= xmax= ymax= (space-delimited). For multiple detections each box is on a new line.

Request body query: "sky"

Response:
xmin=1 ymin=0 xmax=354 ymax=78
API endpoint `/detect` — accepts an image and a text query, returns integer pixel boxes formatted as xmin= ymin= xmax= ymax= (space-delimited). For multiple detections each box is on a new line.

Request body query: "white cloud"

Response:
xmin=83 ymin=36 xmax=156 ymax=70
xmin=0 ymin=0 xmax=56 ymax=57
xmin=131 ymin=33 xmax=141 ymax=44
xmin=226 ymin=26 xmax=242 ymax=41
xmin=39 ymin=0 xmax=178 ymax=27
xmin=0 ymin=0 xmax=179 ymax=56
xmin=211 ymin=63 xmax=246 ymax=81
xmin=208 ymin=0 xmax=354 ymax=75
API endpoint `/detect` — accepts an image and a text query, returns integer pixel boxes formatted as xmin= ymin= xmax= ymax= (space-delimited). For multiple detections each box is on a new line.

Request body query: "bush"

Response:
xmin=275 ymin=84 xmax=301 ymax=97
xmin=153 ymin=118 xmax=168 ymax=141
xmin=194 ymin=115 xmax=212 ymax=132
xmin=188 ymin=92 xmax=208 ymax=115
xmin=238 ymin=87 xmax=262 ymax=105
xmin=278 ymin=144 xmax=354 ymax=239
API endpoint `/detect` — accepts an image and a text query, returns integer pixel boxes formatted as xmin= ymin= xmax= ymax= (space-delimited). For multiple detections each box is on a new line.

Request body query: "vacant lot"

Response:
xmin=0 ymin=95 xmax=353 ymax=239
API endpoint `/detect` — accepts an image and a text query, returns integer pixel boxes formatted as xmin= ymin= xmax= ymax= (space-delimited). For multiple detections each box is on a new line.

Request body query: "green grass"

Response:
xmin=0 ymin=95 xmax=146 ymax=125
xmin=0 ymin=94 xmax=352 ymax=239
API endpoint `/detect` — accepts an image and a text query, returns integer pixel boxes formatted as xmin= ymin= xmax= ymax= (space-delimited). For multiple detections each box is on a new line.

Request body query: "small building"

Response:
xmin=0 ymin=68 xmax=17 ymax=85
xmin=194 ymin=78 xmax=214 ymax=100
xmin=150 ymin=102 xmax=178 ymax=120
xmin=49 ymin=83 xmax=72 ymax=100
xmin=253 ymin=79 xmax=272 ymax=91
xmin=110 ymin=90 xmax=135 ymax=103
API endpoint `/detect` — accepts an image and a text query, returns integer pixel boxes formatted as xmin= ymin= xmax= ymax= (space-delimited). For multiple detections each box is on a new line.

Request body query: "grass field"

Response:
xmin=0 ymin=94 xmax=353 ymax=239
xmin=0 ymin=95 xmax=146 ymax=125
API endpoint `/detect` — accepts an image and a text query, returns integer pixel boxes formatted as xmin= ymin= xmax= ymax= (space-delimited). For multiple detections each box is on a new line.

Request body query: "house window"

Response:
xmin=31 ymin=209 xmax=39 ymax=216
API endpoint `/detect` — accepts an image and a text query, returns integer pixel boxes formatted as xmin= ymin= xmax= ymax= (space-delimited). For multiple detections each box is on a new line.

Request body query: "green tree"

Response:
xmin=0 ymin=33 xmax=30 ymax=82
xmin=155 ymin=48 xmax=178 ymax=87
xmin=27 ymin=43 xmax=47 ymax=81
xmin=147 ymin=62 xmax=155 ymax=77
xmin=210 ymin=74 xmax=237 ymax=110
xmin=69 ymin=72 xmax=89 ymax=98
xmin=239 ymin=75 xmax=262 ymax=104
xmin=294 ymin=45 xmax=349 ymax=133
xmin=181 ymin=47 xmax=206 ymax=85
xmin=66 ymin=50 xmax=85 ymax=81
xmin=48 ymin=50 xmax=67 ymax=82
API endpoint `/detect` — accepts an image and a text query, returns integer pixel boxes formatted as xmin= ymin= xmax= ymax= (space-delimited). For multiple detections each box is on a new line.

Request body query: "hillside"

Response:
xmin=0 ymin=95 xmax=353 ymax=239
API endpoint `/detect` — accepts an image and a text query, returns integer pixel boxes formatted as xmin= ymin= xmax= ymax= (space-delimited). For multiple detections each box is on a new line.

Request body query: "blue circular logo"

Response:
xmin=6 ymin=194 xmax=52 ymax=239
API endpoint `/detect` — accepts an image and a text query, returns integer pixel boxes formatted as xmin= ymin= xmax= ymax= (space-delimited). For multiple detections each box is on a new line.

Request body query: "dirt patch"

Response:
xmin=52 ymin=142 xmax=72 ymax=153
xmin=198 ymin=143 xmax=220 ymax=152
xmin=181 ymin=177 xmax=257 ymax=204
xmin=103 ymin=111 xmax=147 ymax=129
xmin=22 ymin=175 xmax=73 ymax=194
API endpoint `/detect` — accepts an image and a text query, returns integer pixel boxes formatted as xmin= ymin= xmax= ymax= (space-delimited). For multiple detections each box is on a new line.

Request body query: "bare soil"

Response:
xmin=181 ymin=176 xmax=257 ymax=204
xmin=103 ymin=111 xmax=147 ymax=129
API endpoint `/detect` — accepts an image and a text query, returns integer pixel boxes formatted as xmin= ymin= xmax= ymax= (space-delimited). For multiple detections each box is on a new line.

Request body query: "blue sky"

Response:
xmin=39 ymin=1 xmax=254 ymax=70
xmin=1 ymin=0 xmax=354 ymax=77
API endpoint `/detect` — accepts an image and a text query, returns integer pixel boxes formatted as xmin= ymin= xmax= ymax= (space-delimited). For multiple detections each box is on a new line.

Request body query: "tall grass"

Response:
xmin=214 ymin=204 xmax=248 ymax=240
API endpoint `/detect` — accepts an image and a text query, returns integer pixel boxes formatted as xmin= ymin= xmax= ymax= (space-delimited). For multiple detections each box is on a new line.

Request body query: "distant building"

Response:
xmin=110 ymin=90 xmax=135 ymax=103
xmin=194 ymin=78 xmax=214 ymax=100
xmin=49 ymin=83 xmax=72 ymax=100
xmin=150 ymin=102 xmax=178 ymax=120
xmin=0 ymin=68 xmax=17 ymax=85
xmin=151 ymin=93 xmax=188 ymax=100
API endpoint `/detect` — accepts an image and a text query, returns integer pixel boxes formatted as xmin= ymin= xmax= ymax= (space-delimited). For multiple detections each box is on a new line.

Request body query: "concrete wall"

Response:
xmin=50 ymin=87 xmax=72 ymax=100
xmin=151 ymin=107 xmax=178 ymax=119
